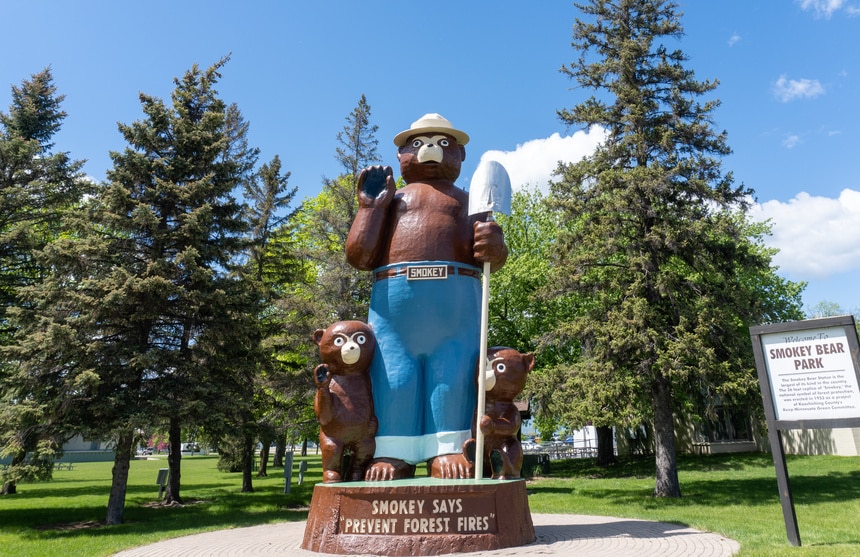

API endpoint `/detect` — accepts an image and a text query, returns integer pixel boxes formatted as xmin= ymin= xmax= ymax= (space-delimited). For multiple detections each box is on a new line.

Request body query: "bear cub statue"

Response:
xmin=470 ymin=347 xmax=535 ymax=480
xmin=312 ymin=321 xmax=378 ymax=483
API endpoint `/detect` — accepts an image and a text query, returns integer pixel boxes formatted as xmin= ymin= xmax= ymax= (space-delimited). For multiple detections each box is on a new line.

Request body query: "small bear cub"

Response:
xmin=312 ymin=321 xmax=378 ymax=483
xmin=470 ymin=346 xmax=535 ymax=479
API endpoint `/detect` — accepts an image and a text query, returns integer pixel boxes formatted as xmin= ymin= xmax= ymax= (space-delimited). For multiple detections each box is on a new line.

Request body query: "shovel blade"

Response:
xmin=468 ymin=160 xmax=512 ymax=216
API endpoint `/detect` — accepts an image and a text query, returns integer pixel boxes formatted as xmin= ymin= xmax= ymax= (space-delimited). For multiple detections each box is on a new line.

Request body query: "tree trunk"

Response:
xmin=258 ymin=443 xmax=270 ymax=477
xmin=273 ymin=435 xmax=286 ymax=467
xmin=163 ymin=418 xmax=184 ymax=504
xmin=0 ymin=450 xmax=26 ymax=495
xmin=241 ymin=432 xmax=254 ymax=493
xmin=105 ymin=429 xmax=135 ymax=525
xmin=301 ymin=438 xmax=308 ymax=457
xmin=596 ymin=425 xmax=617 ymax=466
xmin=652 ymin=375 xmax=681 ymax=497
xmin=1 ymin=480 xmax=15 ymax=495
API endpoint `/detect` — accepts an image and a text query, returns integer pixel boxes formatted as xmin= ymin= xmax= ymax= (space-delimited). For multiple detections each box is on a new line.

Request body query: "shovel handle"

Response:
xmin=474 ymin=258 xmax=492 ymax=481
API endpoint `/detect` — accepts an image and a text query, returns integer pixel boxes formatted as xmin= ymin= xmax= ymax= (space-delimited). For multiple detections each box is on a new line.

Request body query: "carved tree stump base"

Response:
xmin=302 ymin=478 xmax=535 ymax=556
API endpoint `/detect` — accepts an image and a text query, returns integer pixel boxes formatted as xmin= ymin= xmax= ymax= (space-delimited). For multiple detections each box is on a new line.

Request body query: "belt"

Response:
xmin=374 ymin=265 xmax=481 ymax=282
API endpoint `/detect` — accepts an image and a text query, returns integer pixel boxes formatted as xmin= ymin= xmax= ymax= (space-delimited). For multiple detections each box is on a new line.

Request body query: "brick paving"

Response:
xmin=112 ymin=513 xmax=740 ymax=556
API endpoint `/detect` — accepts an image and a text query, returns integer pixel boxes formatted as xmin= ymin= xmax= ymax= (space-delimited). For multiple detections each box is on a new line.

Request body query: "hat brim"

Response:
xmin=394 ymin=126 xmax=470 ymax=147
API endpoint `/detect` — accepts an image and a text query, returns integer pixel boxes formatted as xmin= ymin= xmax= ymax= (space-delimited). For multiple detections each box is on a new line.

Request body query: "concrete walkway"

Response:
xmin=113 ymin=513 xmax=740 ymax=556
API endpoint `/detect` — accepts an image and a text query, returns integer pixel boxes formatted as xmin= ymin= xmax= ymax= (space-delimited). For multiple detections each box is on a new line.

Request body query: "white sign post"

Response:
xmin=750 ymin=315 xmax=860 ymax=547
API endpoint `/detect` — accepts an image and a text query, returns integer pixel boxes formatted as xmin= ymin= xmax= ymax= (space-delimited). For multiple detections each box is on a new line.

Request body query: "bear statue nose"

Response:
xmin=417 ymin=144 xmax=443 ymax=164
xmin=484 ymin=363 xmax=497 ymax=391
xmin=341 ymin=342 xmax=361 ymax=365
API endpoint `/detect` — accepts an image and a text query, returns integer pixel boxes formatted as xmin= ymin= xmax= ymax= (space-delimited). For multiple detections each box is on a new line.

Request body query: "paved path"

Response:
xmin=113 ymin=513 xmax=740 ymax=556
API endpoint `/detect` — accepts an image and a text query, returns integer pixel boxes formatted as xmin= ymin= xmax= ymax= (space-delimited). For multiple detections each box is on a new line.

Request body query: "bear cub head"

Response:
xmin=312 ymin=320 xmax=375 ymax=377
xmin=483 ymin=346 xmax=535 ymax=402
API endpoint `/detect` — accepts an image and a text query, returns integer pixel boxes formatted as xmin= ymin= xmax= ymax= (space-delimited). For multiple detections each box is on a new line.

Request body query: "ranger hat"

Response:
xmin=393 ymin=113 xmax=470 ymax=147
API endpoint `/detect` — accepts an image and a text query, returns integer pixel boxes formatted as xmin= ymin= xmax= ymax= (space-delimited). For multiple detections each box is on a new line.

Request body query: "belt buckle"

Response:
xmin=406 ymin=265 xmax=448 ymax=280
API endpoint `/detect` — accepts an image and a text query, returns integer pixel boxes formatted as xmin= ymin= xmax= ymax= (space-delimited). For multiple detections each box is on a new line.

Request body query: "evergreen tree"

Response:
xmin=297 ymin=95 xmax=382 ymax=325
xmin=7 ymin=57 xmax=256 ymax=520
xmin=549 ymin=0 xmax=804 ymax=497
xmin=263 ymin=96 xmax=383 ymax=459
xmin=238 ymin=154 xmax=301 ymax=483
xmin=0 ymin=68 xmax=88 ymax=495
xmin=335 ymin=94 xmax=380 ymax=180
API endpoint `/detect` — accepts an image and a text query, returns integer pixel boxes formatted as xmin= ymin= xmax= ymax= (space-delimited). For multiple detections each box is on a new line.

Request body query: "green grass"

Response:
xmin=531 ymin=453 xmax=860 ymax=557
xmin=1 ymin=452 xmax=858 ymax=556
xmin=0 ymin=454 xmax=318 ymax=556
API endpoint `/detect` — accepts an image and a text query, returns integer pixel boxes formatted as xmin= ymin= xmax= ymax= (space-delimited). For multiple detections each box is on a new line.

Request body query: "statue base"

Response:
xmin=302 ymin=478 xmax=535 ymax=556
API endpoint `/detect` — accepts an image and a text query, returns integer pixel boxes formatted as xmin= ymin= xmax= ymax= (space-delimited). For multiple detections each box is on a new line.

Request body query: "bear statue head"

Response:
xmin=394 ymin=113 xmax=467 ymax=184
xmin=482 ymin=346 xmax=535 ymax=403
xmin=312 ymin=321 xmax=375 ymax=376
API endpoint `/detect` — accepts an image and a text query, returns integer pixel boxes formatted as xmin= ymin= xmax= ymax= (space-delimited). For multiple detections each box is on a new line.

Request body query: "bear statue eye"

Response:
xmin=438 ymin=138 xmax=450 ymax=147
xmin=495 ymin=362 xmax=507 ymax=373
xmin=355 ymin=334 xmax=366 ymax=345
xmin=411 ymin=139 xmax=424 ymax=148
xmin=333 ymin=337 xmax=345 ymax=346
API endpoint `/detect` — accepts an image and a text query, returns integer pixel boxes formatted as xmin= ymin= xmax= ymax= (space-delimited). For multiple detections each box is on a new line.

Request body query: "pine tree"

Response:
xmin=234 ymin=154 xmax=301 ymax=483
xmin=0 ymin=67 xmax=87 ymax=338
xmin=0 ymin=68 xmax=88 ymax=495
xmin=7 ymin=57 xmax=257 ymax=520
xmin=111 ymin=57 xmax=256 ymax=507
xmin=549 ymin=0 xmax=804 ymax=497
xmin=296 ymin=95 xmax=382 ymax=325
xmin=335 ymin=94 xmax=380 ymax=180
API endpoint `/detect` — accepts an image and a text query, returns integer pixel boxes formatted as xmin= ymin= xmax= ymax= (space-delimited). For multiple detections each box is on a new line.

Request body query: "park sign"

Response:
xmin=750 ymin=315 xmax=860 ymax=547
xmin=756 ymin=319 xmax=860 ymax=423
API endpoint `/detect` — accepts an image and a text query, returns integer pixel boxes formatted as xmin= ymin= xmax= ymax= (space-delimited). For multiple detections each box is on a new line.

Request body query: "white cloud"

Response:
xmin=783 ymin=134 xmax=802 ymax=149
xmin=773 ymin=75 xmax=825 ymax=102
xmin=798 ymin=0 xmax=846 ymax=18
xmin=475 ymin=131 xmax=860 ymax=285
xmin=475 ymin=127 xmax=607 ymax=195
xmin=728 ymin=33 xmax=742 ymax=47
xmin=751 ymin=189 xmax=860 ymax=277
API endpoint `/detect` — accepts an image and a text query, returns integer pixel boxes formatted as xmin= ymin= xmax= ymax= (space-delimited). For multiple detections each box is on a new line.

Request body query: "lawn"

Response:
xmin=531 ymin=453 xmax=860 ymax=557
xmin=1 ymin=452 xmax=858 ymax=556
xmin=0 ymin=454 xmax=317 ymax=556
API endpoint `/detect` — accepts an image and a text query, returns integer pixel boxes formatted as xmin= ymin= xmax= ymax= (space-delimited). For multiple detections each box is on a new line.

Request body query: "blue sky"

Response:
xmin=2 ymin=1 xmax=858 ymax=315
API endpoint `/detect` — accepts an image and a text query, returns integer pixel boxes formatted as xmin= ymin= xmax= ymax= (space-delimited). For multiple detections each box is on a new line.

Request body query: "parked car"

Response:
xmin=521 ymin=441 xmax=540 ymax=452
xmin=181 ymin=442 xmax=201 ymax=455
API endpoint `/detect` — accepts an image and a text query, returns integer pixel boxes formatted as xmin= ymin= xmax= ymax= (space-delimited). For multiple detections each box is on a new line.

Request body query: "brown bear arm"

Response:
xmin=345 ymin=166 xmax=395 ymax=270
xmin=313 ymin=364 xmax=335 ymax=426
xmin=473 ymin=219 xmax=508 ymax=272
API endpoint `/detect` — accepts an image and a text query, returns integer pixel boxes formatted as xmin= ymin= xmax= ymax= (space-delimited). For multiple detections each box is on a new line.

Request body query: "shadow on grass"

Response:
xmin=1 ymin=478 xmax=317 ymax=543
xmin=545 ymin=452 xmax=776 ymax=480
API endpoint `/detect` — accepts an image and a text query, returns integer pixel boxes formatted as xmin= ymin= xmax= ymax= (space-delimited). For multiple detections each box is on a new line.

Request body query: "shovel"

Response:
xmin=468 ymin=159 xmax=512 ymax=481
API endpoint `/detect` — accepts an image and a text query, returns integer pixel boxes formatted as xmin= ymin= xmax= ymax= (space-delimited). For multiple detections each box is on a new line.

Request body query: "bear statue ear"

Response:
xmin=524 ymin=353 xmax=536 ymax=372
xmin=312 ymin=329 xmax=325 ymax=346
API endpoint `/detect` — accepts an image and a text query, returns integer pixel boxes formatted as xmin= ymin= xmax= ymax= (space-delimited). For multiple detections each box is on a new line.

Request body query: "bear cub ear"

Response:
xmin=312 ymin=329 xmax=325 ymax=346
xmin=523 ymin=353 xmax=536 ymax=371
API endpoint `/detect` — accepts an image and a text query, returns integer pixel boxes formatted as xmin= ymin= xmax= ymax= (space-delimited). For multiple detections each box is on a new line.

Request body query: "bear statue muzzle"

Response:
xmin=417 ymin=144 xmax=444 ymax=164
xmin=341 ymin=341 xmax=362 ymax=365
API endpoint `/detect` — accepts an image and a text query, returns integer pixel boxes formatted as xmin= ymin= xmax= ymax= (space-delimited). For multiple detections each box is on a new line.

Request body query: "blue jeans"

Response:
xmin=368 ymin=261 xmax=481 ymax=464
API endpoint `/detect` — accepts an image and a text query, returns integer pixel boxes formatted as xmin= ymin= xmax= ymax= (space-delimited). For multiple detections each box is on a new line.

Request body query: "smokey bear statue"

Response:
xmin=312 ymin=320 xmax=377 ymax=483
xmin=345 ymin=113 xmax=508 ymax=481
